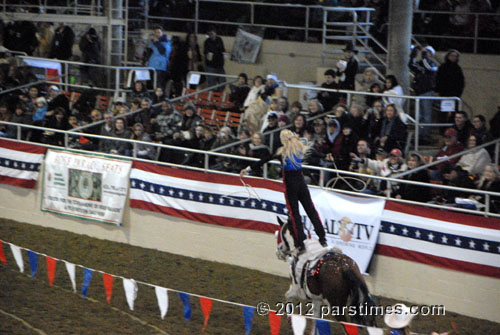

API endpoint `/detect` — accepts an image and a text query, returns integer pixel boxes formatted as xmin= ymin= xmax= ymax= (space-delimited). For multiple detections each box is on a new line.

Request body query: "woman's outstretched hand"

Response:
xmin=240 ymin=167 xmax=249 ymax=178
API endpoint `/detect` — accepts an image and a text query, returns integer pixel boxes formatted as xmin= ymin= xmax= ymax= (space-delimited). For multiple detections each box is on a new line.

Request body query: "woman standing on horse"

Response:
xmin=241 ymin=129 xmax=327 ymax=253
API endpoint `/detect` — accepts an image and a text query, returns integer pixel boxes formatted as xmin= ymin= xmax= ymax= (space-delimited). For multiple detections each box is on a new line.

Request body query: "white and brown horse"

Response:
xmin=276 ymin=216 xmax=377 ymax=328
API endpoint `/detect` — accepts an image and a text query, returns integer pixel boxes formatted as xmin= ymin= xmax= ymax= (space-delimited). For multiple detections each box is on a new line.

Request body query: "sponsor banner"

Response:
xmin=42 ymin=150 xmax=131 ymax=225
xmin=129 ymin=162 xmax=500 ymax=278
xmin=305 ymin=189 xmax=385 ymax=274
xmin=0 ymin=138 xmax=46 ymax=188
xmin=129 ymin=162 xmax=384 ymax=274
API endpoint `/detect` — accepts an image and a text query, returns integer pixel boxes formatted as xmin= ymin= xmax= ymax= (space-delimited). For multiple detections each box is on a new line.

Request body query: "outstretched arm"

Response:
xmin=240 ymin=153 xmax=280 ymax=177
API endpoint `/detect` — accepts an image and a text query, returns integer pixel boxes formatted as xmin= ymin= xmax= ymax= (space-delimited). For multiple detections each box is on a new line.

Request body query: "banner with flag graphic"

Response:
xmin=21 ymin=58 xmax=61 ymax=83
xmin=129 ymin=161 xmax=500 ymax=279
xmin=377 ymin=201 xmax=500 ymax=279
xmin=42 ymin=150 xmax=132 ymax=225
xmin=129 ymin=161 xmax=286 ymax=233
xmin=0 ymin=138 xmax=46 ymax=188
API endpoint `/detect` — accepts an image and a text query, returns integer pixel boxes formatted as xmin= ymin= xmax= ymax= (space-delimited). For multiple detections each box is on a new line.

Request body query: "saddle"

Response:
xmin=287 ymin=239 xmax=340 ymax=300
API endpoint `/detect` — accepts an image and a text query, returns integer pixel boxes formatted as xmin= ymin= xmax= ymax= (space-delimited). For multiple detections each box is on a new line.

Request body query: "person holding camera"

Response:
xmin=146 ymin=25 xmax=172 ymax=90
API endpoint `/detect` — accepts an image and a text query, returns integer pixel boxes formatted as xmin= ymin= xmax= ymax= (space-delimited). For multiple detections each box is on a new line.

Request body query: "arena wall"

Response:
xmin=177 ymin=32 xmax=500 ymax=120
xmin=1 ymin=182 xmax=499 ymax=323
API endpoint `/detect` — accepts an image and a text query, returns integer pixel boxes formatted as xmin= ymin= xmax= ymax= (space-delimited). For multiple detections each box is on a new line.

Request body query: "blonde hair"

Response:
xmin=277 ymin=129 xmax=306 ymax=165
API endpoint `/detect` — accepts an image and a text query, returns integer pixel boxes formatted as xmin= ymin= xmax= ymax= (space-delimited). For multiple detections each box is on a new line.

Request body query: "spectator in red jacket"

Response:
xmin=431 ymin=127 xmax=465 ymax=181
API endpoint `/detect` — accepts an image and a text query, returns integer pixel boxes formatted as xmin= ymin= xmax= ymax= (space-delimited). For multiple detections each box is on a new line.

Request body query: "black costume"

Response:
xmin=249 ymin=153 xmax=327 ymax=250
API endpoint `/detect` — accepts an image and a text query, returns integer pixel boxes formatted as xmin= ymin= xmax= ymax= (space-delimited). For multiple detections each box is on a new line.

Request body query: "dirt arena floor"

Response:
xmin=0 ymin=219 xmax=499 ymax=335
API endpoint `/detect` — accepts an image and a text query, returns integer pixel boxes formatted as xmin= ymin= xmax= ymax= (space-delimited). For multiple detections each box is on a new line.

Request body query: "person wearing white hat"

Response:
xmin=409 ymin=44 xmax=438 ymax=141
xmin=383 ymin=303 xmax=417 ymax=335
xmin=47 ymin=85 xmax=69 ymax=116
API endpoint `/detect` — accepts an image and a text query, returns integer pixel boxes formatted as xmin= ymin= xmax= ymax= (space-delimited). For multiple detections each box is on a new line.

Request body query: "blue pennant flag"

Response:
xmin=316 ymin=320 xmax=331 ymax=335
xmin=243 ymin=306 xmax=255 ymax=335
xmin=27 ymin=250 xmax=38 ymax=278
xmin=81 ymin=268 xmax=94 ymax=298
xmin=178 ymin=292 xmax=192 ymax=322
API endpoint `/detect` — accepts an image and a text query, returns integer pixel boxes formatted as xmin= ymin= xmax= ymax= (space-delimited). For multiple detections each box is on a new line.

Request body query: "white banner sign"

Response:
xmin=302 ymin=189 xmax=386 ymax=274
xmin=42 ymin=150 xmax=132 ymax=225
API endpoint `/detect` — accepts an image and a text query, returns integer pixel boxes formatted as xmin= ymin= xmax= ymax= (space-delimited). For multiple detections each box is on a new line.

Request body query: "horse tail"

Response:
xmin=342 ymin=268 xmax=377 ymax=326
xmin=342 ymin=268 xmax=367 ymax=307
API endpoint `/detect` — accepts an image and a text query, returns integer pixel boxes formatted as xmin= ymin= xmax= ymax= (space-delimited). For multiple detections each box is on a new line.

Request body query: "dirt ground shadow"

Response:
xmin=0 ymin=219 xmax=499 ymax=334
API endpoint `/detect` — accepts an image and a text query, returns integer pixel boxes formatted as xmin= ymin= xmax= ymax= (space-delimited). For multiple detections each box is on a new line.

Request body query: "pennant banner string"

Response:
xmin=0 ymin=239 xmax=388 ymax=332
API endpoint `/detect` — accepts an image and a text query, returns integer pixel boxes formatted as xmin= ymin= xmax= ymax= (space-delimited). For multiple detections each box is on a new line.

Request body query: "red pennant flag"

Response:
xmin=200 ymin=297 xmax=213 ymax=333
xmin=103 ymin=273 xmax=114 ymax=304
xmin=0 ymin=241 xmax=7 ymax=266
xmin=342 ymin=322 xmax=359 ymax=335
xmin=46 ymin=256 xmax=57 ymax=286
xmin=269 ymin=311 xmax=281 ymax=335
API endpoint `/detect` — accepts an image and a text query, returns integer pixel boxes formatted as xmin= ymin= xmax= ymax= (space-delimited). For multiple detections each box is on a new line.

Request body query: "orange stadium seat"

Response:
xmin=199 ymin=108 xmax=215 ymax=125
xmin=96 ymin=95 xmax=111 ymax=111
xmin=213 ymin=109 xmax=229 ymax=127
xmin=226 ymin=112 xmax=242 ymax=130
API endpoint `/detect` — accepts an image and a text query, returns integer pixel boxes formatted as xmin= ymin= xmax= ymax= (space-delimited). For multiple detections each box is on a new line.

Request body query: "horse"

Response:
xmin=276 ymin=216 xmax=377 ymax=330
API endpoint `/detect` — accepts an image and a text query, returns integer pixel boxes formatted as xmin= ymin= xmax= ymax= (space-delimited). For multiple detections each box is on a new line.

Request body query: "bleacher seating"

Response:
xmin=180 ymin=88 xmax=242 ymax=130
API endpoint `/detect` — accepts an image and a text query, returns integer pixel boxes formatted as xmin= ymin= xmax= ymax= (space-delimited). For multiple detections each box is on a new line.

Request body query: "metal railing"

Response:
xmin=0 ymin=0 xmax=105 ymax=16
xmin=1 ymin=122 xmax=499 ymax=218
xmin=413 ymin=9 xmax=500 ymax=54
xmin=18 ymin=56 xmax=157 ymax=99
xmin=141 ymin=0 xmax=500 ymax=55
xmin=282 ymin=82 xmax=462 ymax=152
xmin=147 ymin=0 xmax=337 ymax=42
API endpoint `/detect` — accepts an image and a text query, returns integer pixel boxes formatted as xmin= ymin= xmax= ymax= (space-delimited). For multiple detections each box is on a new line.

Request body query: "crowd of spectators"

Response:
xmin=0 ymin=10 xmax=498 ymax=213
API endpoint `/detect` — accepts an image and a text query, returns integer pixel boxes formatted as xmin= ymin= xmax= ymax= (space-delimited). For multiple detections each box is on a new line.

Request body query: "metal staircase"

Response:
xmin=322 ymin=6 xmax=387 ymax=79
xmin=0 ymin=0 xmax=128 ymax=67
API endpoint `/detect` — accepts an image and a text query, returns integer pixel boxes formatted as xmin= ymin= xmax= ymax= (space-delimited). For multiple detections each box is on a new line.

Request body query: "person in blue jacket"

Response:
xmin=147 ymin=25 xmax=172 ymax=90
xmin=241 ymin=129 xmax=327 ymax=253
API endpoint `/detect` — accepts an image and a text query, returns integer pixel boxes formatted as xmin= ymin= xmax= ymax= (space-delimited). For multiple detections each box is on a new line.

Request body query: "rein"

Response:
xmin=221 ymin=175 xmax=262 ymax=202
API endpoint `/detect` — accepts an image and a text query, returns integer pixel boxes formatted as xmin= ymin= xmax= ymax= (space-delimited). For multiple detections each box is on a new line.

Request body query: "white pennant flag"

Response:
xmin=367 ymin=326 xmax=384 ymax=335
xmin=64 ymin=261 xmax=76 ymax=292
xmin=9 ymin=244 xmax=24 ymax=273
xmin=154 ymin=286 xmax=169 ymax=319
xmin=291 ymin=314 xmax=306 ymax=335
xmin=123 ymin=278 xmax=138 ymax=311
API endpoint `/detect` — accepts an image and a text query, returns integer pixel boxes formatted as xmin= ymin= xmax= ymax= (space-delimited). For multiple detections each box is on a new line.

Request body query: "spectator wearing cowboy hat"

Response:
xmin=383 ymin=303 xmax=417 ymax=335
xmin=341 ymin=42 xmax=359 ymax=90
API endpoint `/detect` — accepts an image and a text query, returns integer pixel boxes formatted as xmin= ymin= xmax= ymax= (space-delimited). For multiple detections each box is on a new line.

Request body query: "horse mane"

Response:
xmin=279 ymin=220 xmax=291 ymax=251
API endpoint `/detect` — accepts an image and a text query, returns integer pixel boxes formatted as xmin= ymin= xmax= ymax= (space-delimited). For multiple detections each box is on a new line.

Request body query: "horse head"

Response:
xmin=275 ymin=216 xmax=292 ymax=261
